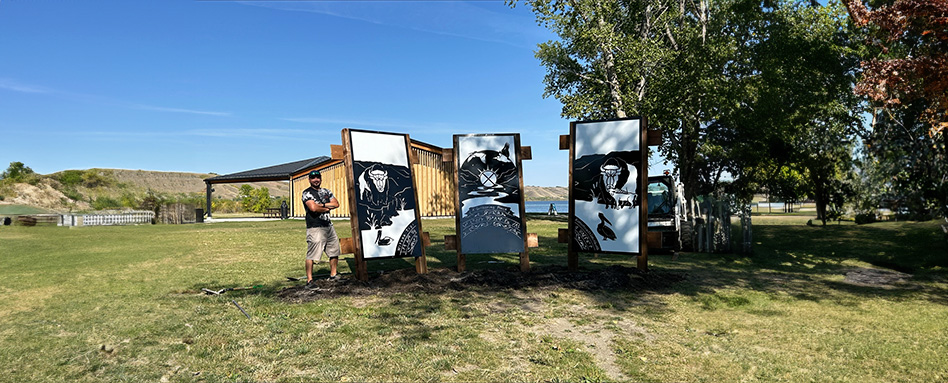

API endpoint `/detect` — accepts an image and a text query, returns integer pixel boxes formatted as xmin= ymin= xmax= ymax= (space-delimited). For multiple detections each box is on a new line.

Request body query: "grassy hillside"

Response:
xmin=0 ymin=168 xmax=290 ymax=213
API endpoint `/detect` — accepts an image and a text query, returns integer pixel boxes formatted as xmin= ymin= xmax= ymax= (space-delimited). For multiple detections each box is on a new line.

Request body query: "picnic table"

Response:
xmin=263 ymin=208 xmax=281 ymax=218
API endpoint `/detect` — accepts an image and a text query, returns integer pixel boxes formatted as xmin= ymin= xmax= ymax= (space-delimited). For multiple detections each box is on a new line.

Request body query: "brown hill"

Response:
xmin=2 ymin=168 xmax=567 ymax=212
xmin=105 ymin=169 xmax=289 ymax=199
xmin=524 ymin=185 xmax=568 ymax=201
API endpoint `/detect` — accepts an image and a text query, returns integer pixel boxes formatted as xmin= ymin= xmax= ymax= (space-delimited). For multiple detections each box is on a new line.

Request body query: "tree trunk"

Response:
xmin=597 ymin=12 xmax=626 ymax=118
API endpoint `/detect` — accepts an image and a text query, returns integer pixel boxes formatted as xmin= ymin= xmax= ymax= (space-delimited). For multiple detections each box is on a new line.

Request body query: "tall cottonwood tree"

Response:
xmin=523 ymin=0 xmax=861 ymax=221
xmin=522 ymin=0 xmax=724 ymax=218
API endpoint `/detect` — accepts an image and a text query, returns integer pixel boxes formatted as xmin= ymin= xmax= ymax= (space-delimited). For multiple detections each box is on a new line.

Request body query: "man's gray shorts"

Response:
xmin=306 ymin=226 xmax=341 ymax=262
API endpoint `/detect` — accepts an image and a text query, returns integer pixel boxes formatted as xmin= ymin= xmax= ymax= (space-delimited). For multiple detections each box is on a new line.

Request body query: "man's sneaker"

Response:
xmin=327 ymin=274 xmax=339 ymax=281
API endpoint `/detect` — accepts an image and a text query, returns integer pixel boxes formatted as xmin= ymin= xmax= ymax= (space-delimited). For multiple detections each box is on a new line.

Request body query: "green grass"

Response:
xmin=0 ymin=204 xmax=54 ymax=215
xmin=1 ymin=217 xmax=946 ymax=382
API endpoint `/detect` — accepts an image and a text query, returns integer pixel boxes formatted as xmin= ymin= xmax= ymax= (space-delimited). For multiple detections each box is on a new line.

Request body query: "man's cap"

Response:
xmin=308 ymin=170 xmax=321 ymax=178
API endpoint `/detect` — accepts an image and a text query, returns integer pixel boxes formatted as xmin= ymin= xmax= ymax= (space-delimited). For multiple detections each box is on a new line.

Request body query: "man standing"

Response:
xmin=301 ymin=170 xmax=341 ymax=283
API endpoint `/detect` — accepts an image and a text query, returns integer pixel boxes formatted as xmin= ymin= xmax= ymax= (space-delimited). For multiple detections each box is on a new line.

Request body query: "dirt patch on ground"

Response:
xmin=844 ymin=267 xmax=912 ymax=287
xmin=277 ymin=265 xmax=686 ymax=303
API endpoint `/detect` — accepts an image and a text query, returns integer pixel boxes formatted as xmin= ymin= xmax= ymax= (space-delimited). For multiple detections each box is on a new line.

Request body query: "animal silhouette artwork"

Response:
xmin=573 ymin=152 xmax=640 ymax=210
xmin=597 ymin=212 xmax=617 ymax=241
xmin=455 ymin=134 xmax=525 ymax=254
xmin=570 ymin=118 xmax=644 ymax=254
xmin=348 ymin=130 xmax=422 ymax=259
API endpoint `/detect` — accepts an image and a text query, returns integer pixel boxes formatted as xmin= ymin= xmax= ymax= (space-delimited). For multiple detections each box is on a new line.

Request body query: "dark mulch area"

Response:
xmin=844 ymin=267 xmax=912 ymax=286
xmin=277 ymin=265 xmax=687 ymax=303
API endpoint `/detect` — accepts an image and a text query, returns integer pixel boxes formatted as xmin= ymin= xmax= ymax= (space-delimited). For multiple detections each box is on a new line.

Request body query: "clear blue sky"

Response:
xmin=0 ymin=0 xmax=668 ymax=187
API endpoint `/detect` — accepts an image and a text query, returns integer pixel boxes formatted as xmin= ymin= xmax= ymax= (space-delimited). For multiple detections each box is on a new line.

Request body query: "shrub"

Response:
xmin=62 ymin=188 xmax=84 ymax=202
xmin=854 ymin=213 xmax=877 ymax=225
xmin=92 ymin=196 xmax=121 ymax=210
xmin=81 ymin=169 xmax=114 ymax=188
xmin=120 ymin=192 xmax=139 ymax=208
xmin=57 ymin=170 xmax=84 ymax=187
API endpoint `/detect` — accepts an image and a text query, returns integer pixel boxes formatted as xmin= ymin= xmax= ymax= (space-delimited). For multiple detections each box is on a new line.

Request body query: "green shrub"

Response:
xmin=57 ymin=170 xmax=84 ymax=187
xmin=62 ymin=188 xmax=84 ymax=202
xmin=120 ymin=192 xmax=138 ymax=208
xmin=854 ymin=212 xmax=877 ymax=225
xmin=92 ymin=196 xmax=122 ymax=210
xmin=81 ymin=169 xmax=114 ymax=188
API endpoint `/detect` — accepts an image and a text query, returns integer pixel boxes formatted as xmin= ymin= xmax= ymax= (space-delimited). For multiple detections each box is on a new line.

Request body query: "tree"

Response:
xmin=1 ymin=161 xmax=35 ymax=183
xmin=237 ymin=185 xmax=273 ymax=213
xmin=523 ymin=0 xmax=862 ymax=221
xmin=522 ymin=0 xmax=730 ymax=217
xmin=843 ymin=0 xmax=948 ymax=136
xmin=842 ymin=0 xmax=948 ymax=216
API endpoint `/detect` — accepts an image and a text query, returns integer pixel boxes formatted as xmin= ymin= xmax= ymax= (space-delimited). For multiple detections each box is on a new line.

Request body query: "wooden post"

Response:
xmin=638 ymin=117 xmax=649 ymax=271
xmin=449 ymin=139 xmax=465 ymax=272
xmin=341 ymin=129 xmax=369 ymax=281
xmin=444 ymin=234 xmax=465 ymax=272
xmin=406 ymin=134 xmax=428 ymax=275
xmin=516 ymin=134 xmax=531 ymax=272
xmin=416 ymin=230 xmax=430 ymax=273
xmin=566 ymin=125 xmax=578 ymax=270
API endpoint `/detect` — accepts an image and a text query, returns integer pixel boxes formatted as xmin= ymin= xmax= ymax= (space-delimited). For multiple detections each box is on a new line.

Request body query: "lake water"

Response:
xmin=525 ymin=200 xmax=568 ymax=214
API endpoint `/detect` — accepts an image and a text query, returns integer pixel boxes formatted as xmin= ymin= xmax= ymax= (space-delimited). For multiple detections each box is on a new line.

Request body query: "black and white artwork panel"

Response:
xmin=572 ymin=119 xmax=642 ymax=254
xmin=456 ymin=134 xmax=524 ymax=254
xmin=349 ymin=130 xmax=421 ymax=259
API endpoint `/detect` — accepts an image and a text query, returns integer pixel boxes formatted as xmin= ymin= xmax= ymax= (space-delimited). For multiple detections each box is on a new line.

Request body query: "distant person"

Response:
xmin=548 ymin=203 xmax=557 ymax=216
xmin=301 ymin=170 xmax=341 ymax=283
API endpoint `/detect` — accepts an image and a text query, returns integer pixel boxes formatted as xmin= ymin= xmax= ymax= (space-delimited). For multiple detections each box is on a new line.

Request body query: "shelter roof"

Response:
xmin=204 ymin=156 xmax=330 ymax=184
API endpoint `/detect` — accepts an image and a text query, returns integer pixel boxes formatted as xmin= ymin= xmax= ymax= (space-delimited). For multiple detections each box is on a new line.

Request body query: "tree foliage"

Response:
xmin=237 ymin=185 xmax=273 ymax=213
xmin=2 ymin=161 xmax=36 ymax=184
xmin=523 ymin=0 xmax=862 ymax=218
xmin=843 ymin=0 xmax=948 ymax=135
xmin=843 ymin=0 xmax=948 ymax=216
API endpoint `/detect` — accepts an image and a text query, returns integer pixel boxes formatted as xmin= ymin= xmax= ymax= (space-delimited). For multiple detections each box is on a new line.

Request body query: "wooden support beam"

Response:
xmin=558 ymin=228 xmax=569 ymax=243
xmin=526 ymin=233 xmax=539 ymax=248
xmin=410 ymin=150 xmax=420 ymax=165
xmin=441 ymin=148 xmax=454 ymax=163
xmin=422 ymin=231 xmax=431 ymax=247
xmin=647 ymin=129 xmax=662 ymax=146
xmin=646 ymin=231 xmax=662 ymax=249
xmin=559 ymin=135 xmax=570 ymax=150
xmin=331 ymin=144 xmax=345 ymax=160
xmin=415 ymin=255 xmax=429 ymax=274
xmin=339 ymin=237 xmax=355 ymax=254
xmin=444 ymin=234 xmax=458 ymax=250
xmin=520 ymin=146 xmax=532 ymax=160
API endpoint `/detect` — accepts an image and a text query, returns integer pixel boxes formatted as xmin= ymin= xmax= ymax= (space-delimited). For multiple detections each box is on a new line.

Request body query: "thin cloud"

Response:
xmin=0 ymin=78 xmax=53 ymax=94
xmin=0 ymin=78 xmax=231 ymax=117
xmin=184 ymin=128 xmax=314 ymax=139
xmin=132 ymin=104 xmax=232 ymax=117
xmin=282 ymin=116 xmax=460 ymax=134
xmin=236 ymin=1 xmax=548 ymax=49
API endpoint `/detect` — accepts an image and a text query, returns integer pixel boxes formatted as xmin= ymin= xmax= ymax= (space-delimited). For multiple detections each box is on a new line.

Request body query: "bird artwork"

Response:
xmin=597 ymin=212 xmax=617 ymax=241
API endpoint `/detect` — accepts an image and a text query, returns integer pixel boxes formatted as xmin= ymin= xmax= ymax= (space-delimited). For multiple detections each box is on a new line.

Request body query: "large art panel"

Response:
xmin=570 ymin=118 xmax=645 ymax=254
xmin=347 ymin=130 xmax=422 ymax=259
xmin=455 ymin=134 xmax=525 ymax=254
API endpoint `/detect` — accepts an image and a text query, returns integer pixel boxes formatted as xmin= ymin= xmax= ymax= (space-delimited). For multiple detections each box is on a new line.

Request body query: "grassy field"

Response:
xmin=0 ymin=204 xmax=54 ymax=215
xmin=1 ymin=215 xmax=946 ymax=382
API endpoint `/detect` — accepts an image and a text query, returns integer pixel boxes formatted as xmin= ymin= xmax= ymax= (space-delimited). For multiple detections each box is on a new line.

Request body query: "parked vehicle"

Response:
xmin=646 ymin=172 xmax=695 ymax=253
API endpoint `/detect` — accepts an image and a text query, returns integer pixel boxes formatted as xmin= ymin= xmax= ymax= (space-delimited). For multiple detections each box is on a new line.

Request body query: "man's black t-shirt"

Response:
xmin=301 ymin=186 xmax=334 ymax=228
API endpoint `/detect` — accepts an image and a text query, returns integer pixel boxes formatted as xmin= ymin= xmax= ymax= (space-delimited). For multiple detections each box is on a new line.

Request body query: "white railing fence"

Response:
xmin=61 ymin=211 xmax=155 ymax=226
